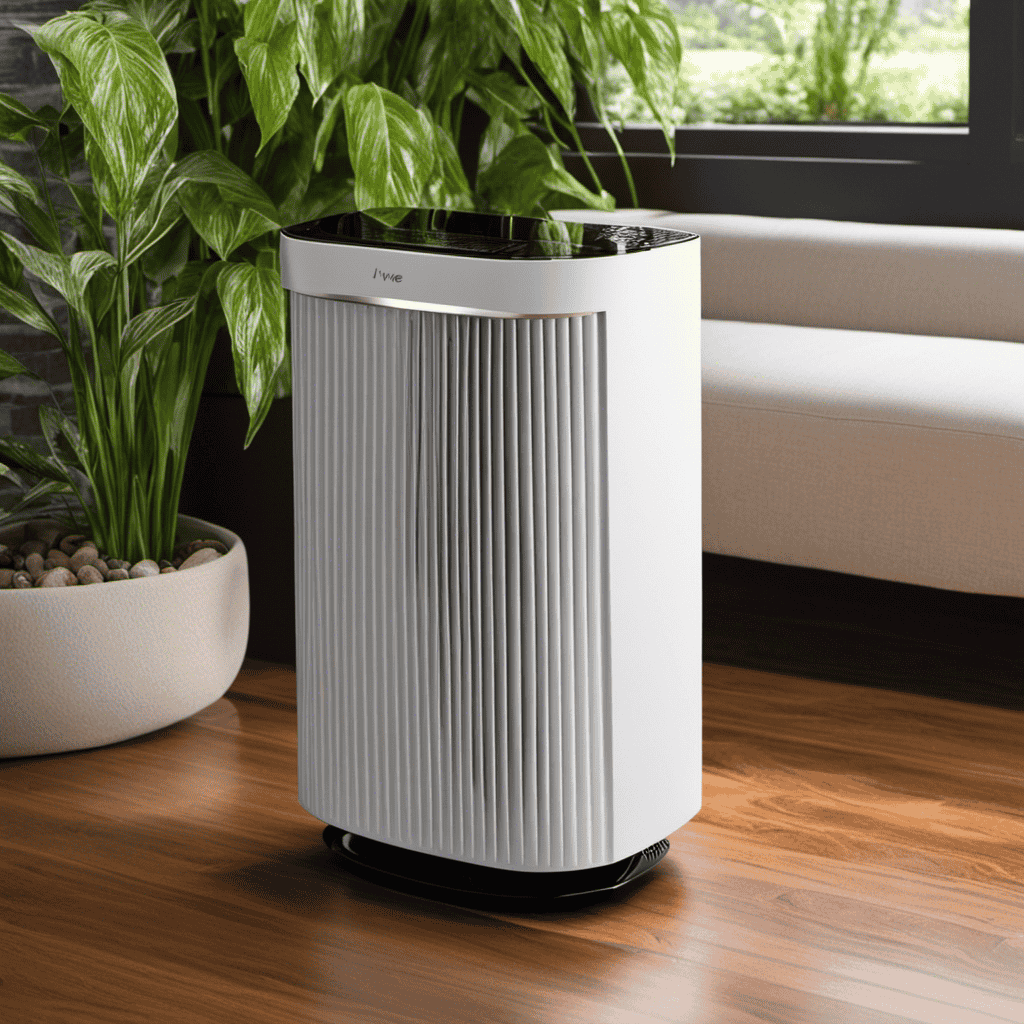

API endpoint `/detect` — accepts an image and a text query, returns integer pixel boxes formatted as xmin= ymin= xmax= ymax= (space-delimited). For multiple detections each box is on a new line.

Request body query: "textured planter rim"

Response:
xmin=0 ymin=514 xmax=249 ymax=759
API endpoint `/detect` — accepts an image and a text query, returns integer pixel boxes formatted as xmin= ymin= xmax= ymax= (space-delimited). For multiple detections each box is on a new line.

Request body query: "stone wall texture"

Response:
xmin=0 ymin=2 xmax=86 ymax=463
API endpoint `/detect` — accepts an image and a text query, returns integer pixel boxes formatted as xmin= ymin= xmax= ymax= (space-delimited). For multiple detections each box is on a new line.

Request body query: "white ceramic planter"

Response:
xmin=0 ymin=515 xmax=249 ymax=758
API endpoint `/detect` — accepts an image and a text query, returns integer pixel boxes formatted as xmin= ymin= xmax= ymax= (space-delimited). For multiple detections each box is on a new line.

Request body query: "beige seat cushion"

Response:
xmin=556 ymin=209 xmax=1024 ymax=343
xmin=702 ymin=320 xmax=1024 ymax=596
xmin=553 ymin=209 xmax=1024 ymax=596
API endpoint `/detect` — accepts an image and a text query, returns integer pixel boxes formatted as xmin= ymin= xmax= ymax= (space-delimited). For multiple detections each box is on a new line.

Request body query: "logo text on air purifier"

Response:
xmin=373 ymin=268 xmax=403 ymax=283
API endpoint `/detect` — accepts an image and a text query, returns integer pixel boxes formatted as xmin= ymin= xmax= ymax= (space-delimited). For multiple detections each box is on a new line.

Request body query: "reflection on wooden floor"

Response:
xmin=2 ymin=659 xmax=1022 ymax=1023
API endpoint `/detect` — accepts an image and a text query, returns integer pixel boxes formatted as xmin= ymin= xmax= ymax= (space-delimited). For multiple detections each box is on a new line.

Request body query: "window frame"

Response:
xmin=565 ymin=2 xmax=1024 ymax=229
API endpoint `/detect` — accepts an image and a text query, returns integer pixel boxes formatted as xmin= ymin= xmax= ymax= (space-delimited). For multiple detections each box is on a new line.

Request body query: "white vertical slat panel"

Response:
xmin=294 ymin=295 xmax=611 ymax=871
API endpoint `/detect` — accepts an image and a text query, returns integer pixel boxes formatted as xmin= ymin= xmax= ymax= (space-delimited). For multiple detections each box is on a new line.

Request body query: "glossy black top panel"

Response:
xmin=282 ymin=208 xmax=696 ymax=260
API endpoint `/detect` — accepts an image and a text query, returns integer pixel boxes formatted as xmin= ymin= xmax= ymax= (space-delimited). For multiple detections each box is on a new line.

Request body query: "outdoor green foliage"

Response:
xmin=0 ymin=0 xmax=682 ymax=561
xmin=608 ymin=0 xmax=968 ymax=124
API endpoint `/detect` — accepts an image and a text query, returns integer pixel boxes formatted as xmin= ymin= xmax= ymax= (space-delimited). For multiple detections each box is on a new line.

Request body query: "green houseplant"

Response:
xmin=0 ymin=0 xmax=683 ymax=567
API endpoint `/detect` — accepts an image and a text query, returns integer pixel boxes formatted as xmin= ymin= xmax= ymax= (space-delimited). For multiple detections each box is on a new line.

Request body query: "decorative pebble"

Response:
xmin=70 ymin=545 xmax=100 ymax=573
xmin=45 ymin=549 xmax=72 ymax=569
xmin=2 ymin=533 xmax=229 ymax=588
xmin=179 ymin=548 xmax=222 ymax=571
xmin=77 ymin=564 xmax=105 ymax=585
xmin=37 ymin=566 xmax=77 ymax=587
xmin=59 ymin=534 xmax=87 ymax=557
xmin=175 ymin=538 xmax=228 ymax=560
xmin=24 ymin=552 xmax=45 ymax=580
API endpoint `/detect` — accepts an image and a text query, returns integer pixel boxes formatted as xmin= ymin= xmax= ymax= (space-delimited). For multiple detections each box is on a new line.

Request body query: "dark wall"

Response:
xmin=0 ymin=3 xmax=85 ymax=478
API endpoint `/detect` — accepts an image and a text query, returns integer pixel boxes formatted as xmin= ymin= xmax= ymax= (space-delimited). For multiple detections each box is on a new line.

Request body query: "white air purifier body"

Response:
xmin=281 ymin=209 xmax=701 ymax=908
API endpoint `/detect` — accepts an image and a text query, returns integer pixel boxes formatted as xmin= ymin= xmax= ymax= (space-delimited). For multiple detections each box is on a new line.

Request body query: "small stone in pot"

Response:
xmin=0 ymin=544 xmax=10 ymax=567
xmin=129 ymin=559 xmax=160 ymax=578
xmin=12 ymin=571 xmax=33 ymax=588
xmin=59 ymin=534 xmax=88 ymax=557
xmin=106 ymin=558 xmax=131 ymax=572
xmin=37 ymin=566 xmax=77 ymax=587
xmin=175 ymin=538 xmax=228 ymax=561
xmin=0 ymin=567 xmax=14 ymax=588
xmin=45 ymin=549 xmax=72 ymax=569
xmin=160 ymin=566 xmax=177 ymax=574
xmin=179 ymin=548 xmax=222 ymax=570
xmin=24 ymin=552 xmax=45 ymax=580
xmin=70 ymin=546 xmax=100 ymax=573
xmin=19 ymin=540 xmax=47 ymax=558
xmin=77 ymin=565 xmax=105 ymax=585
xmin=105 ymin=568 xmax=130 ymax=581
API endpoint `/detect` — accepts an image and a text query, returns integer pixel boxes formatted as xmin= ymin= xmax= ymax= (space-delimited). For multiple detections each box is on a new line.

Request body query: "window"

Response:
xmin=611 ymin=0 xmax=968 ymax=126
xmin=567 ymin=3 xmax=1024 ymax=229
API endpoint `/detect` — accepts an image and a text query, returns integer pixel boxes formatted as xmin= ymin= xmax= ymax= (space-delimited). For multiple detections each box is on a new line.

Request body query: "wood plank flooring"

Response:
xmin=2 ymin=660 xmax=1022 ymax=1023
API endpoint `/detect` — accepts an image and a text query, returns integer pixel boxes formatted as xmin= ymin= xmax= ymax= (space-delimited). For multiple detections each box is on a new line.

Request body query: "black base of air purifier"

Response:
xmin=322 ymin=826 xmax=669 ymax=912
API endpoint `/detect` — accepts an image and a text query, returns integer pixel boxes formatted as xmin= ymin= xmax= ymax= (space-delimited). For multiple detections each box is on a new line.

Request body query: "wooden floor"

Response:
xmin=3 ymin=660 xmax=1023 ymax=1023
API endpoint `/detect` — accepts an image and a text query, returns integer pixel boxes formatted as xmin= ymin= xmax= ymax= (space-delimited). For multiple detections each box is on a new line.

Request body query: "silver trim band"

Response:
xmin=286 ymin=290 xmax=597 ymax=320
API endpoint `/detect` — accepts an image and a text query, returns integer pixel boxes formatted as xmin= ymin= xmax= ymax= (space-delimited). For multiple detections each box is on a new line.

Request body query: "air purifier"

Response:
xmin=280 ymin=208 xmax=701 ymax=910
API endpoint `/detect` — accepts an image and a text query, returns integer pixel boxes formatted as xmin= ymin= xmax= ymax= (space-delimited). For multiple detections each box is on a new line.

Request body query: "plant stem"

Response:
xmin=199 ymin=11 xmax=222 ymax=154
xmin=392 ymin=1 xmax=429 ymax=93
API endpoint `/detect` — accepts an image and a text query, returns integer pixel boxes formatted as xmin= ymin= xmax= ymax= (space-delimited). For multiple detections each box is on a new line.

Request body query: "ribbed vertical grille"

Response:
xmin=294 ymin=295 xmax=611 ymax=871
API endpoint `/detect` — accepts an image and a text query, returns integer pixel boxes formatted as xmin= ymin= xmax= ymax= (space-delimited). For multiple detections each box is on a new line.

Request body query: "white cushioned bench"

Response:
xmin=554 ymin=209 xmax=1024 ymax=599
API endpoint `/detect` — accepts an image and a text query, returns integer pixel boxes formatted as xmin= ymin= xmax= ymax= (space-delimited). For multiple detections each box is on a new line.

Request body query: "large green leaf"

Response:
xmin=174 ymin=150 xmax=280 ymax=258
xmin=487 ymin=0 xmax=575 ymax=118
xmin=0 ymin=281 xmax=63 ymax=342
xmin=0 ymin=232 xmax=72 ymax=305
xmin=344 ymin=83 xmax=436 ymax=209
xmin=120 ymin=296 xmax=196 ymax=370
xmin=0 ymin=437 xmax=72 ymax=484
xmin=601 ymin=0 xmax=682 ymax=158
xmin=312 ymin=80 xmax=349 ymax=173
xmin=414 ymin=2 xmax=501 ymax=109
xmin=121 ymin=162 xmax=188 ymax=265
xmin=241 ymin=0 xmax=296 ymax=40
xmin=0 ymin=94 xmax=54 ymax=141
xmin=466 ymin=70 xmax=541 ymax=122
xmin=295 ymin=0 xmax=360 ymax=103
xmin=84 ymin=0 xmax=192 ymax=51
xmin=0 ymin=350 xmax=40 ymax=382
xmin=216 ymin=260 xmax=288 ymax=448
xmin=0 ymin=476 xmax=75 ymax=525
xmin=0 ymin=231 xmax=118 ymax=321
xmin=33 ymin=12 xmax=178 ymax=218
xmin=235 ymin=18 xmax=301 ymax=153
xmin=424 ymin=121 xmax=474 ymax=211
xmin=478 ymin=132 xmax=614 ymax=215
xmin=0 ymin=160 xmax=42 ymax=212
xmin=118 ymin=295 xmax=197 ymax=411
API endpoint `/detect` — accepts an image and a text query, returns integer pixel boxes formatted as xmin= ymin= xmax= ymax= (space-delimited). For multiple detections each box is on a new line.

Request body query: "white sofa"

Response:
xmin=554 ymin=209 xmax=1024 ymax=599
